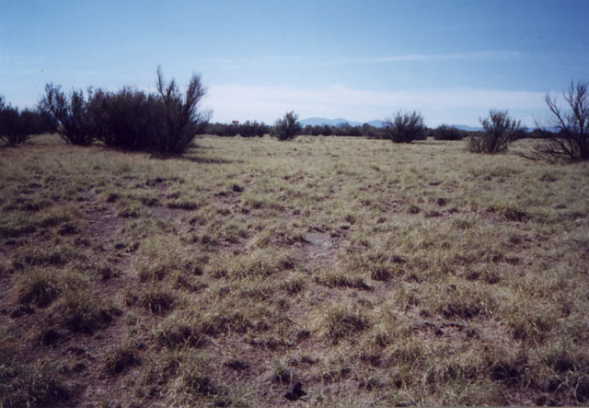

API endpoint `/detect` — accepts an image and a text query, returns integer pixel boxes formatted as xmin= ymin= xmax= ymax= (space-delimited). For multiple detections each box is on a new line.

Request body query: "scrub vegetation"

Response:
xmin=1 ymin=133 xmax=588 ymax=407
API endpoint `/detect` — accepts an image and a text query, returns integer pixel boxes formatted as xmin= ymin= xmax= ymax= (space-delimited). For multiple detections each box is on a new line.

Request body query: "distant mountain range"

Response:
xmin=300 ymin=117 xmax=482 ymax=131
xmin=300 ymin=117 xmax=366 ymax=127
xmin=300 ymin=117 xmax=387 ymax=128
xmin=453 ymin=125 xmax=484 ymax=132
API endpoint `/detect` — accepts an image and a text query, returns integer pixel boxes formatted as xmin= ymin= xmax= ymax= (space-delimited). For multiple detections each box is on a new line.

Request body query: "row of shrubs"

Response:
xmin=377 ymin=110 xmax=533 ymax=153
xmin=0 ymin=100 xmax=546 ymax=157
xmin=2 ymin=74 xmax=587 ymax=159
xmin=207 ymin=118 xmax=471 ymax=140
xmin=38 ymin=68 xmax=209 ymax=154
xmin=214 ymin=81 xmax=587 ymax=161
xmin=269 ymin=94 xmax=587 ymax=160
xmin=0 ymin=68 xmax=209 ymax=155
xmin=383 ymin=92 xmax=588 ymax=160
xmin=207 ymin=121 xmax=269 ymax=138
xmin=266 ymin=110 xmax=522 ymax=151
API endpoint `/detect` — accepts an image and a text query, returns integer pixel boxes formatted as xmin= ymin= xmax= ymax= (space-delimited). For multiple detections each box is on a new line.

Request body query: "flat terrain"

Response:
xmin=1 ymin=134 xmax=589 ymax=407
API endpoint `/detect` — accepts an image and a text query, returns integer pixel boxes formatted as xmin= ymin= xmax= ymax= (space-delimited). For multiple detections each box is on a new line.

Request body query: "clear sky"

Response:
xmin=1 ymin=0 xmax=588 ymax=126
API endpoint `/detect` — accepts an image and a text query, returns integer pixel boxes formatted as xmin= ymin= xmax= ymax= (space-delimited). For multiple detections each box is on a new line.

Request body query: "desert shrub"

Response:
xmin=39 ymin=84 xmax=98 ymax=145
xmin=536 ymin=81 xmax=589 ymax=160
xmin=0 ymin=102 xmax=28 ymax=146
xmin=0 ymin=96 xmax=54 ymax=146
xmin=468 ymin=110 xmax=521 ymax=153
xmin=89 ymin=87 xmax=161 ymax=150
xmin=39 ymin=68 xmax=209 ymax=154
xmin=384 ymin=111 xmax=427 ymax=143
xmin=272 ymin=111 xmax=301 ymax=141
xmin=152 ymin=67 xmax=210 ymax=154
xmin=433 ymin=124 xmax=465 ymax=140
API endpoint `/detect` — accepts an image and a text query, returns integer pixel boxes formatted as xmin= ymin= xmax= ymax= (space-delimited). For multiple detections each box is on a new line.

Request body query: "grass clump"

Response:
xmin=429 ymin=282 xmax=498 ymax=320
xmin=166 ymin=199 xmax=199 ymax=210
xmin=321 ymin=305 xmax=371 ymax=344
xmin=156 ymin=313 xmax=208 ymax=349
xmin=0 ymin=350 xmax=70 ymax=408
xmin=104 ymin=345 xmax=142 ymax=376
xmin=139 ymin=289 xmax=177 ymax=315
xmin=214 ymin=251 xmax=295 ymax=280
xmin=280 ymin=277 xmax=306 ymax=295
xmin=170 ymin=355 xmax=231 ymax=405
xmin=60 ymin=291 xmax=118 ymax=334
xmin=13 ymin=247 xmax=79 ymax=269
xmin=17 ymin=272 xmax=62 ymax=308
xmin=503 ymin=299 xmax=559 ymax=343
xmin=316 ymin=271 xmax=372 ymax=291
xmin=538 ymin=344 xmax=589 ymax=403
xmin=200 ymin=311 xmax=253 ymax=337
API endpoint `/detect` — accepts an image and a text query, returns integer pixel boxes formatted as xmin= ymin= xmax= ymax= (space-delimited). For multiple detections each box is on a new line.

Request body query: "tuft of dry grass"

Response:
xmin=17 ymin=271 xmax=62 ymax=308
xmin=319 ymin=305 xmax=372 ymax=344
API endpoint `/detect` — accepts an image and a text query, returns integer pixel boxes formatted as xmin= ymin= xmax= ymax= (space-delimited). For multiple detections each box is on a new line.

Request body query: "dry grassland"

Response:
xmin=1 ymin=134 xmax=588 ymax=407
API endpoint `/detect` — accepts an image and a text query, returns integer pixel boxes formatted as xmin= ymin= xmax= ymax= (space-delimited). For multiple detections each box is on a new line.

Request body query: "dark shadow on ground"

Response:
xmin=413 ymin=140 xmax=453 ymax=146
xmin=177 ymin=155 xmax=238 ymax=164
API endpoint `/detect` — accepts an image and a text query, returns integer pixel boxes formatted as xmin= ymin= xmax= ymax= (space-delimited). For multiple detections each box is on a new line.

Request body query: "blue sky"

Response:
xmin=1 ymin=0 xmax=588 ymax=126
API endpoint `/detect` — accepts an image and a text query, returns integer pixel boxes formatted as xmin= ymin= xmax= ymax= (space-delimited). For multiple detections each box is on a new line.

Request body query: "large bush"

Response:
xmin=468 ymin=110 xmax=521 ymax=153
xmin=89 ymin=87 xmax=162 ymax=151
xmin=153 ymin=67 xmax=209 ymax=154
xmin=0 ymin=96 xmax=55 ymax=146
xmin=272 ymin=111 xmax=301 ymax=141
xmin=384 ymin=111 xmax=427 ymax=143
xmin=40 ymin=85 xmax=98 ymax=146
xmin=536 ymin=81 xmax=589 ymax=160
xmin=40 ymin=68 xmax=210 ymax=154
